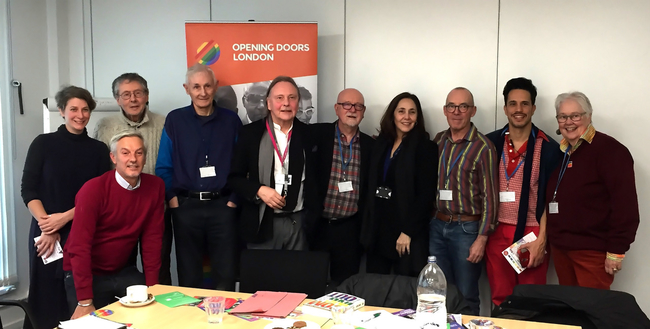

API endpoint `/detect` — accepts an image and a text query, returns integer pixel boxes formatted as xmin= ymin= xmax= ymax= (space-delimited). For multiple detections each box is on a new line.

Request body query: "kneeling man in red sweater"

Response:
xmin=63 ymin=131 xmax=165 ymax=319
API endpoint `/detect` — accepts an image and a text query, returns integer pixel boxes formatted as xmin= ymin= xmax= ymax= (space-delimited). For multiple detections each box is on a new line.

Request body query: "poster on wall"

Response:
xmin=185 ymin=22 xmax=318 ymax=124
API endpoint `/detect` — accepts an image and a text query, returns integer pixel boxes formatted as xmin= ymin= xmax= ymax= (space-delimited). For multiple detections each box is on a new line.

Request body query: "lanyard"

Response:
xmin=266 ymin=119 xmax=292 ymax=172
xmin=195 ymin=115 xmax=215 ymax=166
xmin=551 ymin=149 xmax=571 ymax=201
xmin=382 ymin=143 xmax=402 ymax=182
xmin=502 ymin=149 xmax=525 ymax=190
xmin=336 ymin=125 xmax=356 ymax=175
xmin=441 ymin=139 xmax=470 ymax=189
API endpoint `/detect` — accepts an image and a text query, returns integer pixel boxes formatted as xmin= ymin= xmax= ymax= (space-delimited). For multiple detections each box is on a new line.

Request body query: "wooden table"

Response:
xmin=96 ymin=284 xmax=579 ymax=328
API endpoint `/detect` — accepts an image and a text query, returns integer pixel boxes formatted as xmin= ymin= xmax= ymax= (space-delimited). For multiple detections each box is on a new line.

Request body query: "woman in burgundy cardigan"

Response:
xmin=545 ymin=91 xmax=639 ymax=289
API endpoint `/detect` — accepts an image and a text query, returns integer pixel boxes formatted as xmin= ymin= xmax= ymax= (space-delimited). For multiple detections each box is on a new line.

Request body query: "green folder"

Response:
xmin=154 ymin=291 xmax=202 ymax=308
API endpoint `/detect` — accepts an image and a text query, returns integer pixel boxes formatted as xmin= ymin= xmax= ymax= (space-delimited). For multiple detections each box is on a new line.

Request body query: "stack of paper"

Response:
xmin=59 ymin=316 xmax=126 ymax=329
xmin=230 ymin=291 xmax=307 ymax=318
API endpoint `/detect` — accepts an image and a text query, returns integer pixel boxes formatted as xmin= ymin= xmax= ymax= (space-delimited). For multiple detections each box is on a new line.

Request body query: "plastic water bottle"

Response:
xmin=416 ymin=256 xmax=447 ymax=328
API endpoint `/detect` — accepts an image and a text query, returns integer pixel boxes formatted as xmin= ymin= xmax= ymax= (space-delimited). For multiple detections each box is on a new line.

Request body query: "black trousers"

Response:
xmin=366 ymin=235 xmax=428 ymax=278
xmin=64 ymin=266 xmax=145 ymax=315
xmin=312 ymin=214 xmax=362 ymax=286
xmin=159 ymin=207 xmax=173 ymax=285
xmin=172 ymin=196 xmax=236 ymax=291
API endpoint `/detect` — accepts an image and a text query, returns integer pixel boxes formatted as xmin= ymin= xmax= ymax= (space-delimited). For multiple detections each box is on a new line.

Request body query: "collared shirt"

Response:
xmin=115 ymin=170 xmax=141 ymax=190
xmin=271 ymin=122 xmax=305 ymax=212
xmin=155 ymin=102 xmax=242 ymax=201
xmin=560 ymin=123 xmax=596 ymax=154
xmin=433 ymin=123 xmax=499 ymax=235
xmin=323 ymin=124 xmax=361 ymax=218
xmin=498 ymin=133 xmax=545 ymax=226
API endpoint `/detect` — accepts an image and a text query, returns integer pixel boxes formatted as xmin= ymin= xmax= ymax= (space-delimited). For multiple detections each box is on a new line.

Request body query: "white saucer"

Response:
xmin=119 ymin=293 xmax=155 ymax=307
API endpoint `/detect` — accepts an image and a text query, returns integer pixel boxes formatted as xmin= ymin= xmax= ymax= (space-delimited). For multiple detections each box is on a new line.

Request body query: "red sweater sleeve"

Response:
xmin=601 ymin=140 xmax=639 ymax=254
xmin=68 ymin=179 xmax=102 ymax=301
xmin=140 ymin=177 xmax=165 ymax=286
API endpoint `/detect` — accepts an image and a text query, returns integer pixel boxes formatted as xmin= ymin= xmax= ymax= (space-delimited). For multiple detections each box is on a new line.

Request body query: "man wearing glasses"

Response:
xmin=485 ymin=78 xmax=561 ymax=307
xmin=297 ymin=86 xmax=315 ymax=124
xmin=242 ymin=81 xmax=271 ymax=124
xmin=308 ymin=88 xmax=373 ymax=285
xmin=431 ymin=87 xmax=498 ymax=315
xmin=93 ymin=73 xmax=170 ymax=284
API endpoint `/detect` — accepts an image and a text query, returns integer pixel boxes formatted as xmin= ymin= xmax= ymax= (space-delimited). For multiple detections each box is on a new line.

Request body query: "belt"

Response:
xmin=435 ymin=212 xmax=481 ymax=223
xmin=324 ymin=214 xmax=358 ymax=224
xmin=178 ymin=190 xmax=220 ymax=201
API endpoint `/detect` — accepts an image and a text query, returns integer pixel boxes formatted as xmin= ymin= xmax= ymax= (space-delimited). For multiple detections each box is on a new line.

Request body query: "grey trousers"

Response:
xmin=248 ymin=210 xmax=308 ymax=250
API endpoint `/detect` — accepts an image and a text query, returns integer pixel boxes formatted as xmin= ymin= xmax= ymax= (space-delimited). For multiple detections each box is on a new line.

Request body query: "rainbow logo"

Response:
xmin=195 ymin=40 xmax=220 ymax=65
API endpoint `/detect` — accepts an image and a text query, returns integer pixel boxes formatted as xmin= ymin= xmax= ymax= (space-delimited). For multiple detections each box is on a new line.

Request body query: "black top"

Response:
xmin=21 ymin=124 xmax=111 ymax=240
xmin=361 ymin=131 xmax=438 ymax=252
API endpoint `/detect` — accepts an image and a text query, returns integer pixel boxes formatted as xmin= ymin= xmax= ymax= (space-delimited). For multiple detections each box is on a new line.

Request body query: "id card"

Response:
xmin=275 ymin=174 xmax=292 ymax=186
xmin=440 ymin=190 xmax=453 ymax=201
xmin=338 ymin=181 xmax=353 ymax=192
xmin=549 ymin=201 xmax=559 ymax=214
xmin=199 ymin=166 xmax=216 ymax=178
xmin=499 ymin=191 xmax=516 ymax=202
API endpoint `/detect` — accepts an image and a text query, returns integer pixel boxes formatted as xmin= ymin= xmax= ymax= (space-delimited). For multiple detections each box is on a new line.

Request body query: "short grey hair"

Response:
xmin=186 ymin=63 xmax=216 ymax=85
xmin=109 ymin=131 xmax=147 ymax=157
xmin=555 ymin=91 xmax=593 ymax=115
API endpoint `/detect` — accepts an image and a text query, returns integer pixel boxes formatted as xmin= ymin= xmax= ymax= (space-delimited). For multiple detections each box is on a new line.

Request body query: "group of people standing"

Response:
xmin=21 ymin=63 xmax=639 ymax=328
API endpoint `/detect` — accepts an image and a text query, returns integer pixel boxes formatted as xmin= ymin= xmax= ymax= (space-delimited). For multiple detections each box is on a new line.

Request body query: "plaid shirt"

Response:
xmin=434 ymin=124 xmax=499 ymax=235
xmin=323 ymin=128 xmax=361 ymax=219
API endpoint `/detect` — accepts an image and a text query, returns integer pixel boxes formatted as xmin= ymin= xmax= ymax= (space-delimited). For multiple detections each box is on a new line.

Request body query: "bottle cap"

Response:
xmin=427 ymin=256 xmax=437 ymax=263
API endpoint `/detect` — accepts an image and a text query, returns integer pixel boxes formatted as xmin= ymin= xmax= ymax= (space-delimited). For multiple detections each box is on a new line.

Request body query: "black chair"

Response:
xmin=337 ymin=273 xmax=471 ymax=314
xmin=0 ymin=300 xmax=39 ymax=329
xmin=492 ymin=284 xmax=650 ymax=329
xmin=239 ymin=250 xmax=329 ymax=299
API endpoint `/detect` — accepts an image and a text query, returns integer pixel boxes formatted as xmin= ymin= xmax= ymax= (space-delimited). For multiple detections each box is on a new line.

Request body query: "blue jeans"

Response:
xmin=429 ymin=218 xmax=482 ymax=315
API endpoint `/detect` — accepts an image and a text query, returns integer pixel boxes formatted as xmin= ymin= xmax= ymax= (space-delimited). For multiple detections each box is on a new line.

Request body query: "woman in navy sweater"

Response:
xmin=21 ymin=86 xmax=111 ymax=328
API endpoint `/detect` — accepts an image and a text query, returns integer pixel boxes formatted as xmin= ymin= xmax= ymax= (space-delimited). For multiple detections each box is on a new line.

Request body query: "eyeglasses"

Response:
xmin=445 ymin=103 xmax=472 ymax=113
xmin=119 ymin=90 xmax=146 ymax=100
xmin=556 ymin=112 xmax=587 ymax=123
xmin=299 ymin=107 xmax=314 ymax=115
xmin=337 ymin=102 xmax=366 ymax=111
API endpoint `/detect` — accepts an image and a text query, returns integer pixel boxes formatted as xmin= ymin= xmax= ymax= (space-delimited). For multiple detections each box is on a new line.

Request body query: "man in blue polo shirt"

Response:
xmin=155 ymin=64 xmax=242 ymax=290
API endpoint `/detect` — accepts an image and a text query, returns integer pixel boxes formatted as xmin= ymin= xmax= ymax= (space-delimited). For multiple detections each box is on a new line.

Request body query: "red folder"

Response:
xmin=230 ymin=291 xmax=307 ymax=318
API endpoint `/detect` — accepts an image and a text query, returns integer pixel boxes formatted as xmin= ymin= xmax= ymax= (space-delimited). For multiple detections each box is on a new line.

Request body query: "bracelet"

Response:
xmin=606 ymin=252 xmax=625 ymax=261
xmin=77 ymin=301 xmax=93 ymax=307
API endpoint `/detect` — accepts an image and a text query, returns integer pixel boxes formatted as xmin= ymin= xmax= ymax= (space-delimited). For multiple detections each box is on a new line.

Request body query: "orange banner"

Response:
xmin=185 ymin=22 xmax=318 ymax=86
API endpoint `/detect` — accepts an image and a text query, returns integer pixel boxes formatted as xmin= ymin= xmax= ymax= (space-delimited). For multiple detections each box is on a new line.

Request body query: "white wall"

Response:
xmin=1 ymin=1 xmax=50 ymax=328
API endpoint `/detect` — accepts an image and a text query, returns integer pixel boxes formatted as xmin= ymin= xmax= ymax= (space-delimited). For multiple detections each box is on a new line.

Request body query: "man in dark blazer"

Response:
xmin=308 ymin=88 xmax=374 ymax=285
xmin=228 ymin=76 xmax=313 ymax=250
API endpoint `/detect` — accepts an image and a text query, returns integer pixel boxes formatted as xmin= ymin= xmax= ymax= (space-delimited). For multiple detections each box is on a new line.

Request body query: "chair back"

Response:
xmin=337 ymin=273 xmax=471 ymax=314
xmin=0 ymin=300 xmax=40 ymax=329
xmin=239 ymin=249 xmax=329 ymax=299
xmin=493 ymin=284 xmax=650 ymax=329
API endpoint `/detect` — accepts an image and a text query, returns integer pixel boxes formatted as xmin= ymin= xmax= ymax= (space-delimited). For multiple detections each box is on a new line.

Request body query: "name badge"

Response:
xmin=499 ymin=191 xmax=516 ymax=202
xmin=338 ymin=181 xmax=353 ymax=193
xmin=439 ymin=190 xmax=453 ymax=201
xmin=375 ymin=186 xmax=392 ymax=199
xmin=549 ymin=201 xmax=559 ymax=214
xmin=275 ymin=174 xmax=292 ymax=186
xmin=199 ymin=166 xmax=216 ymax=178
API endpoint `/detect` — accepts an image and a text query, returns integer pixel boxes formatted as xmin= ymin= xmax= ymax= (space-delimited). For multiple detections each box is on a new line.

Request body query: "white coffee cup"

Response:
xmin=126 ymin=285 xmax=148 ymax=303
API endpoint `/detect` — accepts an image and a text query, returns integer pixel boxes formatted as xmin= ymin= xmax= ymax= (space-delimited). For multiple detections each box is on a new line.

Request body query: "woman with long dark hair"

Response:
xmin=361 ymin=92 xmax=438 ymax=276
